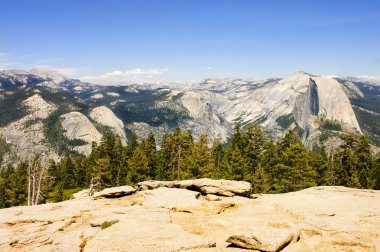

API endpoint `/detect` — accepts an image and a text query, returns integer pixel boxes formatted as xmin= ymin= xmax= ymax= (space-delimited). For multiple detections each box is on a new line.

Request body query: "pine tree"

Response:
xmin=356 ymin=135 xmax=375 ymax=188
xmin=111 ymin=137 xmax=124 ymax=186
xmin=61 ymin=156 xmax=77 ymax=189
xmin=211 ymin=139 xmax=224 ymax=176
xmin=260 ymin=140 xmax=279 ymax=190
xmin=374 ymin=156 xmax=380 ymax=190
xmin=157 ymin=128 xmax=194 ymax=180
xmin=73 ymin=156 xmax=87 ymax=188
xmin=252 ymin=165 xmax=269 ymax=193
xmin=157 ymin=133 xmax=172 ymax=180
xmin=188 ymin=135 xmax=214 ymax=178
xmin=91 ymin=158 xmax=112 ymax=192
xmin=222 ymin=143 xmax=247 ymax=181
xmin=126 ymin=147 xmax=150 ymax=185
xmin=243 ymin=124 xmax=267 ymax=179
xmin=141 ymin=132 xmax=157 ymax=179
xmin=126 ymin=132 xmax=139 ymax=156
xmin=312 ymin=147 xmax=329 ymax=186
xmin=273 ymin=132 xmax=317 ymax=192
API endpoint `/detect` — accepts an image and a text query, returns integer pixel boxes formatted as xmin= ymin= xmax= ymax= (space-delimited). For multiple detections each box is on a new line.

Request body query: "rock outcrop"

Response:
xmin=0 ymin=93 xmax=59 ymax=162
xmin=226 ymin=226 xmax=300 ymax=251
xmin=89 ymin=106 xmax=127 ymax=145
xmin=92 ymin=186 xmax=136 ymax=199
xmin=60 ymin=111 xmax=103 ymax=155
xmin=137 ymin=178 xmax=252 ymax=196
xmin=0 ymin=184 xmax=379 ymax=251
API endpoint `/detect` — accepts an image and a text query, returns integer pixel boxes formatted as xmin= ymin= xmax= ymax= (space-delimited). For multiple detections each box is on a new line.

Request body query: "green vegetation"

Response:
xmin=80 ymin=87 xmax=191 ymax=128
xmin=62 ymin=188 xmax=83 ymax=201
xmin=43 ymin=111 xmax=75 ymax=155
xmin=101 ymin=220 xmax=119 ymax=229
xmin=349 ymin=82 xmax=380 ymax=146
xmin=276 ymin=114 xmax=304 ymax=137
xmin=1 ymin=124 xmax=379 ymax=209
xmin=276 ymin=114 xmax=295 ymax=129
xmin=0 ymin=89 xmax=29 ymax=127
xmin=93 ymin=123 xmax=113 ymax=136
xmin=43 ymin=111 xmax=86 ymax=156
xmin=0 ymin=135 xmax=11 ymax=166
xmin=321 ymin=119 xmax=342 ymax=131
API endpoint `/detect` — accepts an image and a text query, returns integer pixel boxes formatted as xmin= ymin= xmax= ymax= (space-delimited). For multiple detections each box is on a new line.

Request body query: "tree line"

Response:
xmin=1 ymin=124 xmax=380 ymax=208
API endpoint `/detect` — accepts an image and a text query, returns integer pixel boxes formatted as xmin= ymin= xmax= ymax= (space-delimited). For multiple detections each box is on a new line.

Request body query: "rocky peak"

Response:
xmin=29 ymin=68 xmax=68 ymax=84
xmin=89 ymin=106 xmax=127 ymax=145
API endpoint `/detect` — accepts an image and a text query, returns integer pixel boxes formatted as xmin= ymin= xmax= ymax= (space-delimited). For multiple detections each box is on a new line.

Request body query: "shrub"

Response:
xmin=101 ymin=220 xmax=119 ymax=229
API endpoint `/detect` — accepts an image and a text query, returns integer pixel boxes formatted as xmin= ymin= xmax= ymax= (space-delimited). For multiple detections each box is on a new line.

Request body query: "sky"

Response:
xmin=0 ymin=0 xmax=379 ymax=84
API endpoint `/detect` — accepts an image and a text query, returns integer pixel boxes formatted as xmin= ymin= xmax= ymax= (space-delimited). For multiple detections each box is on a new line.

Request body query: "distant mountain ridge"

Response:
xmin=0 ymin=69 xmax=379 ymax=162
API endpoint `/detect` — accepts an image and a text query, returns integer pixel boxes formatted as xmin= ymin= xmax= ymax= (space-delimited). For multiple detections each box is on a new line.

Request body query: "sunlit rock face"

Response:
xmin=0 ymin=183 xmax=379 ymax=251
xmin=89 ymin=106 xmax=127 ymax=145
xmin=60 ymin=111 xmax=103 ymax=155
xmin=1 ymin=69 xmax=380 ymax=161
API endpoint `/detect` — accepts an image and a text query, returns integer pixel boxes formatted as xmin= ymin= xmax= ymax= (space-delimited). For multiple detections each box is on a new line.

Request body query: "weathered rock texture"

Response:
xmin=226 ymin=226 xmax=300 ymax=251
xmin=92 ymin=186 xmax=136 ymax=199
xmin=137 ymin=178 xmax=252 ymax=196
xmin=89 ymin=106 xmax=127 ymax=145
xmin=0 ymin=93 xmax=60 ymax=161
xmin=60 ymin=111 xmax=103 ymax=155
xmin=0 ymin=185 xmax=379 ymax=251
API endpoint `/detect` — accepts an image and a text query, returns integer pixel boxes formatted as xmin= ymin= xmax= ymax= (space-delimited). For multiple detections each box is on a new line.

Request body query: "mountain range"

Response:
xmin=0 ymin=69 xmax=379 ymax=163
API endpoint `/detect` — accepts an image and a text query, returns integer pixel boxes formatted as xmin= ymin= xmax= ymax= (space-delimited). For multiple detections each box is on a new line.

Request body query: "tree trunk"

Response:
xmin=177 ymin=145 xmax=181 ymax=180
xmin=34 ymin=163 xmax=46 ymax=205
xmin=27 ymin=166 xmax=31 ymax=206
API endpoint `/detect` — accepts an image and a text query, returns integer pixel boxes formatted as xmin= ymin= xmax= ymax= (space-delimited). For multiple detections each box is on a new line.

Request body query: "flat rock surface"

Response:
xmin=0 ymin=186 xmax=379 ymax=251
xmin=226 ymin=226 xmax=300 ymax=251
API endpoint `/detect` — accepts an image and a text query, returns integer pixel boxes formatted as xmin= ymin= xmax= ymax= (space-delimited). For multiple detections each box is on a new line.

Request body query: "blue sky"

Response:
xmin=0 ymin=0 xmax=379 ymax=84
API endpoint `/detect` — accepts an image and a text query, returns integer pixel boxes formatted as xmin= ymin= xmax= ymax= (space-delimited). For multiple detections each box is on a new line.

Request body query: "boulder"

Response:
xmin=72 ymin=189 xmax=90 ymax=199
xmin=226 ymin=226 xmax=300 ymax=251
xmin=93 ymin=186 xmax=136 ymax=199
xmin=137 ymin=178 xmax=251 ymax=197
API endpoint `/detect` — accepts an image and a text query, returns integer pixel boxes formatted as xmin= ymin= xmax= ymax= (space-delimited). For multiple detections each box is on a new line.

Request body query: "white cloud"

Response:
xmin=206 ymin=66 xmax=213 ymax=70
xmin=357 ymin=75 xmax=380 ymax=81
xmin=80 ymin=68 xmax=169 ymax=85
xmin=30 ymin=65 xmax=82 ymax=77
xmin=356 ymin=75 xmax=380 ymax=85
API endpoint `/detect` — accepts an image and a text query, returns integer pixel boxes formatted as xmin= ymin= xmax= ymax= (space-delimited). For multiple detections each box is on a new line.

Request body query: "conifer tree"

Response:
xmin=252 ymin=165 xmax=269 ymax=193
xmin=188 ymin=134 xmax=214 ymax=178
xmin=126 ymin=147 xmax=150 ymax=185
xmin=61 ymin=156 xmax=76 ymax=189
xmin=211 ymin=139 xmax=224 ymax=175
xmin=312 ymin=147 xmax=329 ymax=185
xmin=91 ymin=158 xmax=112 ymax=192
xmin=141 ymin=132 xmax=157 ymax=179
xmin=222 ymin=143 xmax=247 ymax=181
xmin=243 ymin=124 xmax=267 ymax=179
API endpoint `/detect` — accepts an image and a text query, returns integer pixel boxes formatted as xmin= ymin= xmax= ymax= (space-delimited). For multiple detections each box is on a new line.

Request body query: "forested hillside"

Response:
xmin=1 ymin=124 xmax=379 ymax=209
